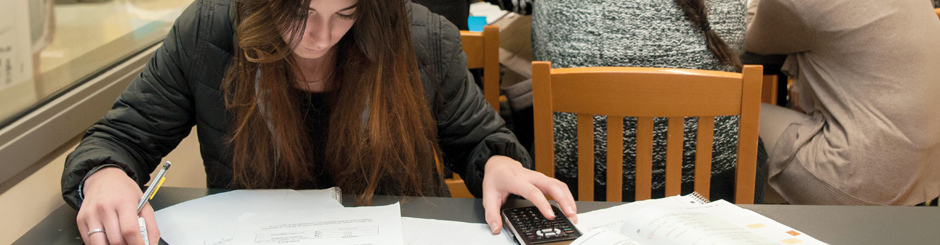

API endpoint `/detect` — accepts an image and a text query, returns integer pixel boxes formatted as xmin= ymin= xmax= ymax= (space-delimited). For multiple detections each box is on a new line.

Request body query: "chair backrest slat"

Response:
xmin=577 ymin=113 xmax=595 ymax=201
xmin=459 ymin=26 xmax=500 ymax=113
xmin=550 ymin=69 xmax=743 ymax=117
xmin=606 ymin=116 xmax=624 ymax=202
xmin=694 ymin=116 xmax=715 ymax=199
xmin=761 ymin=75 xmax=778 ymax=104
xmin=460 ymin=31 xmax=484 ymax=68
xmin=734 ymin=65 xmax=763 ymax=204
xmin=533 ymin=61 xmax=554 ymax=178
xmin=532 ymin=62 xmax=762 ymax=204
xmin=665 ymin=117 xmax=685 ymax=197
xmin=635 ymin=117 xmax=655 ymax=201
xmin=483 ymin=26 xmax=500 ymax=113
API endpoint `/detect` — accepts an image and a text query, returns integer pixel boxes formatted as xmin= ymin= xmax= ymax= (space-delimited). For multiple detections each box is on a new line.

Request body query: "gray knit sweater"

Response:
xmin=532 ymin=0 xmax=748 ymax=200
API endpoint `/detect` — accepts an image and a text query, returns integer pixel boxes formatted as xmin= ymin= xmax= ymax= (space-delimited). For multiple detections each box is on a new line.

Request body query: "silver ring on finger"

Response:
xmin=87 ymin=228 xmax=106 ymax=236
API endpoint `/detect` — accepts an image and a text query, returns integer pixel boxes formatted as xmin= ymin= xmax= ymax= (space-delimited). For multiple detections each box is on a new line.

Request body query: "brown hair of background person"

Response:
xmin=224 ymin=0 xmax=442 ymax=204
xmin=674 ymin=0 xmax=743 ymax=71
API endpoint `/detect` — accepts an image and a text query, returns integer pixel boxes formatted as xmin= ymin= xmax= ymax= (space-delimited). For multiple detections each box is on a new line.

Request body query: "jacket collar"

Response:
xmin=229 ymin=1 xmax=239 ymax=52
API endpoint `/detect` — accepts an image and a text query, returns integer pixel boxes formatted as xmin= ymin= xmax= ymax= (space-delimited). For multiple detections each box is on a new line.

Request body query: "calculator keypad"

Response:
xmin=506 ymin=206 xmax=576 ymax=242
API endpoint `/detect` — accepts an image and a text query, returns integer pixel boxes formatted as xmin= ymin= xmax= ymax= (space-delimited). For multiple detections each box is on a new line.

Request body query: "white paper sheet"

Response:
xmin=575 ymin=195 xmax=705 ymax=233
xmin=624 ymin=200 xmax=826 ymax=245
xmin=622 ymin=202 xmax=778 ymax=245
xmin=573 ymin=199 xmax=827 ymax=245
xmin=400 ymin=217 xmax=515 ymax=245
xmin=154 ymin=188 xmax=343 ymax=245
xmin=235 ymin=202 xmax=404 ymax=245
xmin=572 ymin=202 xmax=785 ymax=245
xmin=569 ymin=229 xmax=643 ymax=245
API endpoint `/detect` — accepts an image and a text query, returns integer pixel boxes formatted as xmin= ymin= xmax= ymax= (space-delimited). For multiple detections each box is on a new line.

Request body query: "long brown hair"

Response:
xmin=674 ymin=0 xmax=743 ymax=71
xmin=223 ymin=0 xmax=443 ymax=205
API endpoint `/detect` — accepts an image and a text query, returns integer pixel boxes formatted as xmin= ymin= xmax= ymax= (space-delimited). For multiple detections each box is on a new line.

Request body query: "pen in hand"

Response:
xmin=137 ymin=161 xmax=171 ymax=245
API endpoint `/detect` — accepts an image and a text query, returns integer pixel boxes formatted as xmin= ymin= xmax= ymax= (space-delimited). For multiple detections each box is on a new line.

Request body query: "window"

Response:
xmin=0 ymin=0 xmax=194 ymax=186
xmin=0 ymin=0 xmax=194 ymax=127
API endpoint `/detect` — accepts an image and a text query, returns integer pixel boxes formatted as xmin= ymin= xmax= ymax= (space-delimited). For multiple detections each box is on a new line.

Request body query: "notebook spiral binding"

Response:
xmin=688 ymin=192 xmax=710 ymax=204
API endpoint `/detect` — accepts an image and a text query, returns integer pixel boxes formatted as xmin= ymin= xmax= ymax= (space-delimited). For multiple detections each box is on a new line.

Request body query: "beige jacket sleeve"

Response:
xmin=744 ymin=0 xmax=815 ymax=55
xmin=746 ymin=0 xmax=759 ymax=29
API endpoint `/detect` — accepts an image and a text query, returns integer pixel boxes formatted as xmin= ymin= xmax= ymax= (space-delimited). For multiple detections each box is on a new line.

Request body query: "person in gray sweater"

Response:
xmin=533 ymin=0 xmax=764 ymax=202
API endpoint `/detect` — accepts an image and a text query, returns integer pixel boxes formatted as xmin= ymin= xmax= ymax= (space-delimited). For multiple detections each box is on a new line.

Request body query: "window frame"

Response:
xmin=0 ymin=43 xmax=161 ymax=188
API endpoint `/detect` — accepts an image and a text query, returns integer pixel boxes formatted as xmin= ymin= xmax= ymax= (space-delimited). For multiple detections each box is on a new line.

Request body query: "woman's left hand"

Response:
xmin=481 ymin=156 xmax=578 ymax=234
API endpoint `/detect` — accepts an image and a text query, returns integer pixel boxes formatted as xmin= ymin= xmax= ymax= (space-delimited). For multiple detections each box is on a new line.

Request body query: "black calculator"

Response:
xmin=501 ymin=205 xmax=582 ymax=245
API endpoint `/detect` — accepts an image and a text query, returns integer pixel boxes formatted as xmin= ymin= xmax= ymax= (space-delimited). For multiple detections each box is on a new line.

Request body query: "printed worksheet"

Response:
xmin=575 ymin=194 xmax=707 ymax=233
xmin=155 ymin=188 xmax=343 ymax=245
xmin=235 ymin=202 xmax=403 ymax=245
xmin=622 ymin=203 xmax=777 ymax=245
xmin=570 ymin=197 xmax=827 ymax=245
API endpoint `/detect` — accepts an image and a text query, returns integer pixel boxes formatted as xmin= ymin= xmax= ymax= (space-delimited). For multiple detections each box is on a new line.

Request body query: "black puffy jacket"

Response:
xmin=62 ymin=0 xmax=530 ymax=209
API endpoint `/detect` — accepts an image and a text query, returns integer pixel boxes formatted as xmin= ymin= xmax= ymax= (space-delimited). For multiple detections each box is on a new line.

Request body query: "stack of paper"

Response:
xmin=156 ymin=190 xmax=823 ymax=245
xmin=155 ymin=188 xmax=510 ymax=245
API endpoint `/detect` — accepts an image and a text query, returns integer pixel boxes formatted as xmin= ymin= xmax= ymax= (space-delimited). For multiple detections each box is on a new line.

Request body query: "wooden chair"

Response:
xmin=460 ymin=25 xmax=501 ymax=112
xmin=532 ymin=61 xmax=763 ymax=204
xmin=445 ymin=26 xmax=500 ymax=198
xmin=437 ymin=153 xmax=474 ymax=198
xmin=445 ymin=175 xmax=473 ymax=198
xmin=761 ymin=75 xmax=778 ymax=104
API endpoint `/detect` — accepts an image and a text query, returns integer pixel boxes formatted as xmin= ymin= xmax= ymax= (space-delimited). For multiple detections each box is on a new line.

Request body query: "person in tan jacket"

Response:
xmin=746 ymin=0 xmax=940 ymax=205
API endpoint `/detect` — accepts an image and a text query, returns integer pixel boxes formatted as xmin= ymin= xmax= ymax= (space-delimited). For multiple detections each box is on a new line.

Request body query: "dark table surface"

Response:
xmin=16 ymin=187 xmax=940 ymax=244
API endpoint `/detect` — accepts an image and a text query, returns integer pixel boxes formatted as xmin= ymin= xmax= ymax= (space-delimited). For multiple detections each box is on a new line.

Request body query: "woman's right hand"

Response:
xmin=77 ymin=167 xmax=161 ymax=245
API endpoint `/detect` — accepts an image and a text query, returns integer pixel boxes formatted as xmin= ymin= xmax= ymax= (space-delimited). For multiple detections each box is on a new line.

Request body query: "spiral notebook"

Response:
xmin=572 ymin=193 xmax=827 ymax=245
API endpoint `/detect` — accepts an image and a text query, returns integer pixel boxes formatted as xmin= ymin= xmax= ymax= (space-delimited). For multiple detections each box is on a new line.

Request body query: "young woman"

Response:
xmin=62 ymin=0 xmax=576 ymax=244
xmin=532 ymin=0 xmax=763 ymax=202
